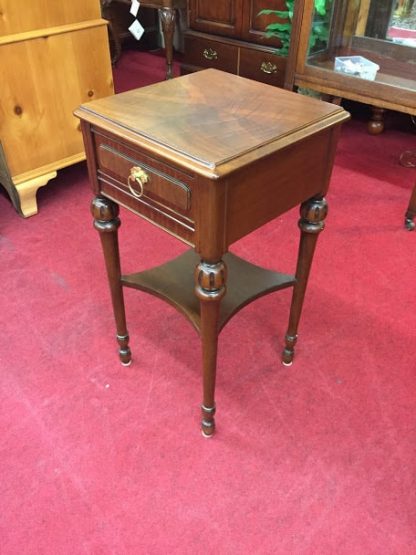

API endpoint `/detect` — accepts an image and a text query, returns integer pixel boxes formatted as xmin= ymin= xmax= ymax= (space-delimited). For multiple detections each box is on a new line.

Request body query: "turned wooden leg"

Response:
xmin=282 ymin=197 xmax=328 ymax=366
xmin=368 ymin=107 xmax=385 ymax=135
xmin=405 ymin=182 xmax=416 ymax=231
xmin=91 ymin=196 xmax=131 ymax=365
xmin=195 ymin=259 xmax=227 ymax=437
xmin=159 ymin=7 xmax=176 ymax=79
xmin=100 ymin=2 xmax=122 ymax=65
xmin=108 ymin=20 xmax=122 ymax=65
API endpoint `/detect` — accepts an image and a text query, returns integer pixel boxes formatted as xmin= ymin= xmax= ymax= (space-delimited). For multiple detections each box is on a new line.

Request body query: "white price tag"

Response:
xmin=128 ymin=19 xmax=144 ymax=41
xmin=130 ymin=0 xmax=140 ymax=17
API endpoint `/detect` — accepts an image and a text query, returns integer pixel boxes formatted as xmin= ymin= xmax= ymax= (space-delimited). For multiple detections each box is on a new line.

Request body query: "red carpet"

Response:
xmin=1 ymin=51 xmax=415 ymax=554
xmin=388 ymin=26 xmax=416 ymax=39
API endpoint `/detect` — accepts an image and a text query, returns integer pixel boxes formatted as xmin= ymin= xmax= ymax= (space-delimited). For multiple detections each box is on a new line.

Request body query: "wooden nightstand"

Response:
xmin=75 ymin=69 xmax=349 ymax=436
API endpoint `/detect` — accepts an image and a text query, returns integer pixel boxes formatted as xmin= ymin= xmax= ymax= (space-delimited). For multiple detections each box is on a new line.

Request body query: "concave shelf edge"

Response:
xmin=121 ymin=249 xmax=296 ymax=334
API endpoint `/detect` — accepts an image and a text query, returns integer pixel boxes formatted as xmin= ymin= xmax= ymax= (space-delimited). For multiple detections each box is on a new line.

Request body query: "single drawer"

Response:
xmin=239 ymin=48 xmax=286 ymax=88
xmin=93 ymin=131 xmax=196 ymax=244
xmin=184 ymin=35 xmax=238 ymax=74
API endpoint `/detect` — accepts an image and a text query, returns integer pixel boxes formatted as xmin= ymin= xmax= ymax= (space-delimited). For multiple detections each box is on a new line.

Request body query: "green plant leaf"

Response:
xmin=265 ymin=22 xmax=292 ymax=31
xmin=258 ymin=0 xmax=332 ymax=57
xmin=315 ymin=0 xmax=328 ymax=15
xmin=258 ymin=9 xmax=290 ymax=19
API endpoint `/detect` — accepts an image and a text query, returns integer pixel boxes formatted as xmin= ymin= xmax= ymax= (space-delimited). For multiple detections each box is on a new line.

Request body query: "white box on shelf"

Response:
xmin=334 ymin=56 xmax=380 ymax=80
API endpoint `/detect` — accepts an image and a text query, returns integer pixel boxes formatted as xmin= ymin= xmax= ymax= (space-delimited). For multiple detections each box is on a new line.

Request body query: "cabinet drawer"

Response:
xmin=184 ymin=35 xmax=238 ymax=74
xmin=93 ymin=131 xmax=195 ymax=243
xmin=239 ymin=48 xmax=286 ymax=88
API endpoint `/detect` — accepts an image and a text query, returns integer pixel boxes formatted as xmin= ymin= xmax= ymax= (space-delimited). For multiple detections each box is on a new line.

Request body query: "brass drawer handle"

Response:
xmin=260 ymin=61 xmax=278 ymax=74
xmin=203 ymin=48 xmax=218 ymax=61
xmin=127 ymin=166 xmax=149 ymax=198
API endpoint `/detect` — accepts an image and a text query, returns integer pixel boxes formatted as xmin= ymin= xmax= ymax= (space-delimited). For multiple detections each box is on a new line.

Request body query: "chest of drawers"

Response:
xmin=182 ymin=1 xmax=288 ymax=87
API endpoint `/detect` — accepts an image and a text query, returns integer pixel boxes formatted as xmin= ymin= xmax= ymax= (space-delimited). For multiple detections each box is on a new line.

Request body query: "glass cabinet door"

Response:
xmin=291 ymin=0 xmax=416 ymax=114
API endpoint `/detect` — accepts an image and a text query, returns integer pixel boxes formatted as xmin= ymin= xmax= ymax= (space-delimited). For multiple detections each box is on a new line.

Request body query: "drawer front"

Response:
xmin=184 ymin=35 xmax=238 ymax=74
xmin=239 ymin=48 xmax=286 ymax=88
xmin=93 ymin=131 xmax=196 ymax=244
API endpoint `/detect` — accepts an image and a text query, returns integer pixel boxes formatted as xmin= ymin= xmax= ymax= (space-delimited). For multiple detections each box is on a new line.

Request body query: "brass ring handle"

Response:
xmin=127 ymin=166 xmax=149 ymax=199
xmin=203 ymin=48 xmax=218 ymax=61
xmin=260 ymin=61 xmax=278 ymax=74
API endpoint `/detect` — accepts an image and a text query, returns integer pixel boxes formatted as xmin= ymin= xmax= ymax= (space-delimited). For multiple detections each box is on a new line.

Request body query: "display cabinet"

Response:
xmin=284 ymin=0 xmax=416 ymax=133
xmin=181 ymin=1 xmax=288 ymax=88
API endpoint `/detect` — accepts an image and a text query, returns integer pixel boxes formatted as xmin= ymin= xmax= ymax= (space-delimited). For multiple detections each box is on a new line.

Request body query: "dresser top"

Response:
xmin=76 ymin=69 xmax=349 ymax=177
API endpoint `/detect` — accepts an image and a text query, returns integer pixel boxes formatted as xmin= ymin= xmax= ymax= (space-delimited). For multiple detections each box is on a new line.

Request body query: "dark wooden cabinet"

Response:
xmin=182 ymin=0 xmax=288 ymax=87
xmin=241 ymin=0 xmax=284 ymax=45
xmin=189 ymin=0 xmax=243 ymax=36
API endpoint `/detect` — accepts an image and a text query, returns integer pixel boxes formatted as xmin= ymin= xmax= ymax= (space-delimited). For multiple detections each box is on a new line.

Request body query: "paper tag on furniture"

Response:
xmin=129 ymin=19 xmax=144 ymax=41
xmin=130 ymin=0 xmax=140 ymax=17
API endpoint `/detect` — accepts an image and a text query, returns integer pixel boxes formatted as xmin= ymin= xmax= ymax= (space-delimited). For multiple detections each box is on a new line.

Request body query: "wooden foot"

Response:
xmin=282 ymin=197 xmax=328 ymax=365
xmin=91 ymin=196 xmax=132 ymax=365
xmin=404 ymin=182 xmax=416 ymax=231
xmin=195 ymin=259 xmax=227 ymax=437
xmin=159 ymin=7 xmax=176 ymax=79
xmin=368 ymin=107 xmax=385 ymax=135
xmin=201 ymin=404 xmax=216 ymax=437
xmin=404 ymin=218 xmax=415 ymax=231
xmin=282 ymin=334 xmax=297 ymax=366
xmin=13 ymin=171 xmax=57 ymax=217
xmin=117 ymin=333 xmax=132 ymax=364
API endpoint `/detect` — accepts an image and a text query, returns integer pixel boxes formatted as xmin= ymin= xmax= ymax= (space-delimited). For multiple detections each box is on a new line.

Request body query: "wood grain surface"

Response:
xmin=76 ymin=69 xmax=348 ymax=173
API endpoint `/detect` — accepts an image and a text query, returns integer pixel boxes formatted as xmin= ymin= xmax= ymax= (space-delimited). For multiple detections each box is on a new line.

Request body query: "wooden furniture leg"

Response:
xmin=108 ymin=19 xmax=122 ymax=64
xmin=91 ymin=196 xmax=132 ymax=365
xmin=195 ymin=259 xmax=227 ymax=437
xmin=405 ymin=182 xmax=416 ymax=230
xmin=100 ymin=0 xmax=122 ymax=64
xmin=159 ymin=7 xmax=176 ymax=79
xmin=1 ymin=141 xmax=57 ymax=216
xmin=282 ymin=197 xmax=328 ymax=365
xmin=368 ymin=106 xmax=385 ymax=135
xmin=14 ymin=172 xmax=57 ymax=217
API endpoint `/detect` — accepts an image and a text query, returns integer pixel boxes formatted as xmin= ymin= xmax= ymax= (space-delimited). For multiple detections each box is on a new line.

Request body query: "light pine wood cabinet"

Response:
xmin=0 ymin=0 xmax=114 ymax=217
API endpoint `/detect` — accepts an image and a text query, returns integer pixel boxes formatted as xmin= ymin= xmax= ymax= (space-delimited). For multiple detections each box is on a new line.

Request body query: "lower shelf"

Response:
xmin=121 ymin=249 xmax=296 ymax=334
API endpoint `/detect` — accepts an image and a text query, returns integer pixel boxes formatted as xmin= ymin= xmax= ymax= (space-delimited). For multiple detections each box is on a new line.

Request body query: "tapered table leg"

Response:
xmin=195 ymin=259 xmax=227 ymax=437
xmin=159 ymin=7 xmax=176 ymax=79
xmin=91 ymin=196 xmax=131 ymax=365
xmin=404 ymin=182 xmax=416 ymax=231
xmin=282 ymin=197 xmax=328 ymax=366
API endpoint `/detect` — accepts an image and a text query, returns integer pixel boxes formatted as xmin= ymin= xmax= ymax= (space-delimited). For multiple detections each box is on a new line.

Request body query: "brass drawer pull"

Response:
xmin=127 ymin=166 xmax=149 ymax=198
xmin=260 ymin=61 xmax=278 ymax=74
xmin=203 ymin=48 xmax=218 ymax=61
